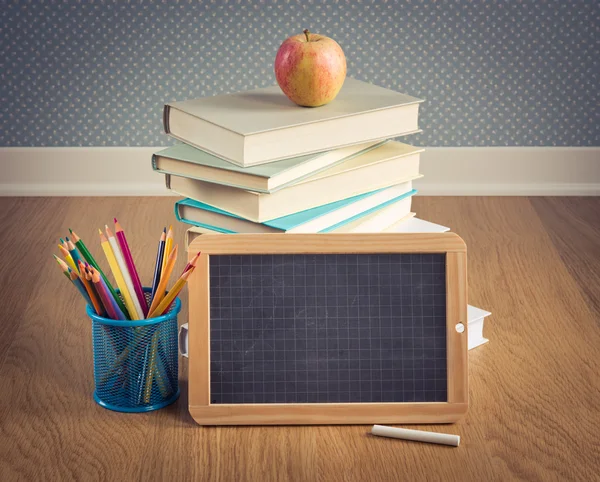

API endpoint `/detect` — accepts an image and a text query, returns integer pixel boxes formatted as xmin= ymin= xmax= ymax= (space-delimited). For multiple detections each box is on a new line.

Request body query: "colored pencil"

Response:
xmin=92 ymin=268 xmax=127 ymax=320
xmin=77 ymin=261 xmax=105 ymax=316
xmin=161 ymin=226 xmax=173 ymax=276
xmin=182 ymin=251 xmax=201 ymax=275
xmin=150 ymin=228 xmax=166 ymax=303
xmin=69 ymin=268 xmax=93 ymax=306
xmin=114 ymin=218 xmax=148 ymax=316
xmin=69 ymin=228 xmax=129 ymax=319
xmin=82 ymin=262 xmax=107 ymax=317
xmin=105 ymin=225 xmax=144 ymax=320
xmin=92 ymin=267 xmax=127 ymax=320
xmin=99 ymin=229 xmax=137 ymax=320
xmin=147 ymin=244 xmax=178 ymax=316
xmin=66 ymin=237 xmax=83 ymax=270
xmin=91 ymin=268 xmax=119 ymax=319
xmin=54 ymin=255 xmax=72 ymax=280
xmin=57 ymin=245 xmax=78 ymax=272
xmin=148 ymin=268 xmax=192 ymax=318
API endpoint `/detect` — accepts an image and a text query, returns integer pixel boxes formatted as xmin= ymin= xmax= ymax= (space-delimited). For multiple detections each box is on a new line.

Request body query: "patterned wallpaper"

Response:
xmin=1 ymin=0 xmax=598 ymax=147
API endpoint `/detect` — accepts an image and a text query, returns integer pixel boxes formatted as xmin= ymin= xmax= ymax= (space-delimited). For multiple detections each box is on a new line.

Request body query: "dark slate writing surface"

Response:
xmin=209 ymin=253 xmax=447 ymax=404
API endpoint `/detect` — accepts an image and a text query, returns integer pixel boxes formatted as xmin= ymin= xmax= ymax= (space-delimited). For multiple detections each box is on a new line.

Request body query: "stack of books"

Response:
xmin=154 ymin=78 xmax=425 ymax=234
xmin=153 ymin=77 xmax=491 ymax=346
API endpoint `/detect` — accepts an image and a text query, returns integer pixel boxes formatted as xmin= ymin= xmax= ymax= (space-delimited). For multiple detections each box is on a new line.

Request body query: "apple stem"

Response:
xmin=303 ymin=29 xmax=311 ymax=42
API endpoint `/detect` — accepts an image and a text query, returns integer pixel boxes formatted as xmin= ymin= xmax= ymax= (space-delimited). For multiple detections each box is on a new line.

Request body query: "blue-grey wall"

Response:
xmin=1 ymin=0 xmax=598 ymax=147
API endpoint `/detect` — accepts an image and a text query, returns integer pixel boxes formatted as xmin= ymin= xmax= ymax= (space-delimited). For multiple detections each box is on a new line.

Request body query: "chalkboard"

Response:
xmin=209 ymin=253 xmax=447 ymax=404
xmin=187 ymin=233 xmax=468 ymax=425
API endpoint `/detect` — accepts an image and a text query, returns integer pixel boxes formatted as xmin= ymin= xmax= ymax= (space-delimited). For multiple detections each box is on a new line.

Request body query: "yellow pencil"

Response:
xmin=147 ymin=268 xmax=192 ymax=318
xmin=98 ymin=229 xmax=137 ymax=320
xmin=161 ymin=225 xmax=173 ymax=276
xmin=58 ymin=244 xmax=78 ymax=272
xmin=147 ymin=244 xmax=178 ymax=316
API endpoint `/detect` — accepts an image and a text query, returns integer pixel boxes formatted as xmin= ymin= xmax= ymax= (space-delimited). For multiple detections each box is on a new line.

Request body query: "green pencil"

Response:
xmin=69 ymin=228 xmax=130 ymax=319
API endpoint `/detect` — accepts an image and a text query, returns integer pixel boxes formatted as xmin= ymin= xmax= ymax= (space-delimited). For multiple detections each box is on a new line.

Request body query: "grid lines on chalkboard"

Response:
xmin=208 ymin=253 xmax=447 ymax=404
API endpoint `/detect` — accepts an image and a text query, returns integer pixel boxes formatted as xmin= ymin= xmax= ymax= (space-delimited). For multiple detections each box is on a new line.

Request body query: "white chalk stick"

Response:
xmin=371 ymin=425 xmax=460 ymax=447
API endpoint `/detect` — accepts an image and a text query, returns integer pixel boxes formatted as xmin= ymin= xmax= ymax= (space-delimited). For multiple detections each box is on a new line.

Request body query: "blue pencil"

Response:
xmin=150 ymin=228 xmax=166 ymax=304
xmin=66 ymin=237 xmax=83 ymax=272
xmin=68 ymin=269 xmax=93 ymax=306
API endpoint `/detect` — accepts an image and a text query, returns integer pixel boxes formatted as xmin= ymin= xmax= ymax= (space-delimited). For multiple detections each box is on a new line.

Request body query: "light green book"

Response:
xmin=152 ymin=140 xmax=385 ymax=194
xmin=164 ymin=77 xmax=423 ymax=167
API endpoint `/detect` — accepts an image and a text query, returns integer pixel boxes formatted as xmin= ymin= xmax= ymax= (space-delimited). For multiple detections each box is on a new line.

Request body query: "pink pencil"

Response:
xmin=114 ymin=218 xmax=148 ymax=316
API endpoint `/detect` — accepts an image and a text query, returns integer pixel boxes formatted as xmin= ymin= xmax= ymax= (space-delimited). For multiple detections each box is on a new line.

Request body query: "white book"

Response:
xmin=387 ymin=217 xmax=451 ymax=233
xmin=330 ymin=196 xmax=415 ymax=233
xmin=164 ymin=78 xmax=423 ymax=167
xmin=467 ymin=306 xmax=492 ymax=350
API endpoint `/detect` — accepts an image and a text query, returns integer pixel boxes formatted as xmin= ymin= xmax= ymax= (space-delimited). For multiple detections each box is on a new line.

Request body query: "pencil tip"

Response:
xmin=60 ymin=238 xmax=64 ymax=243
xmin=68 ymin=228 xmax=73 ymax=234
xmin=163 ymin=227 xmax=166 ymax=232
xmin=113 ymin=217 xmax=118 ymax=223
xmin=98 ymin=228 xmax=103 ymax=235
xmin=65 ymin=236 xmax=70 ymax=241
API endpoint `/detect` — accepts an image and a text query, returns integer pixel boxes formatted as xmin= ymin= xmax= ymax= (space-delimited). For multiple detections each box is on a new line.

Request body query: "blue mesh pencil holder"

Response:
xmin=87 ymin=288 xmax=181 ymax=412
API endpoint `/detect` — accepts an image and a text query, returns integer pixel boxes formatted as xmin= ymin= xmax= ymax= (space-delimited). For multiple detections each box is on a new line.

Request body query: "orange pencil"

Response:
xmin=147 ymin=268 xmax=192 ymax=319
xmin=147 ymin=244 xmax=178 ymax=316
xmin=78 ymin=261 xmax=105 ymax=316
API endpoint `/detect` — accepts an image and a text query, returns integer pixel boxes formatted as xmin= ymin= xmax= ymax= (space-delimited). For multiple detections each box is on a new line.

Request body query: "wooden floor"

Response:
xmin=0 ymin=197 xmax=598 ymax=481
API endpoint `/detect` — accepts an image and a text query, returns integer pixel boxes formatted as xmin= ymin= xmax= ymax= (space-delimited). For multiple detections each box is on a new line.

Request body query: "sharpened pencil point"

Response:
xmin=163 ymin=227 xmax=166 ymax=233
xmin=98 ymin=228 xmax=103 ymax=235
xmin=114 ymin=217 xmax=118 ymax=223
xmin=60 ymin=238 xmax=65 ymax=243
xmin=65 ymin=236 xmax=70 ymax=242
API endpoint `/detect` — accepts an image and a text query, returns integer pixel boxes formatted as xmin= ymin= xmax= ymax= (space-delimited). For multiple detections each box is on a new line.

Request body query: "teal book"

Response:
xmin=174 ymin=184 xmax=417 ymax=234
xmin=153 ymin=140 xmax=385 ymax=194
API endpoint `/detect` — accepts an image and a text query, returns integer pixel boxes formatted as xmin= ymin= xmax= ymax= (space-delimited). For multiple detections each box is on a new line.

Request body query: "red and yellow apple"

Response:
xmin=274 ymin=29 xmax=347 ymax=107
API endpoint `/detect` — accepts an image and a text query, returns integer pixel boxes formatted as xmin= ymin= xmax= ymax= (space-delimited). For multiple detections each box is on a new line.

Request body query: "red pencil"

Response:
xmin=114 ymin=218 xmax=148 ymax=317
xmin=181 ymin=251 xmax=201 ymax=275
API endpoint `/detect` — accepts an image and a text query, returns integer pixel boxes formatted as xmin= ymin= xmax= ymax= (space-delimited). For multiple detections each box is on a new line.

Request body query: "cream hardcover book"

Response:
xmin=164 ymin=78 xmax=423 ymax=167
xmin=167 ymin=141 xmax=423 ymax=223
xmin=152 ymin=140 xmax=385 ymax=193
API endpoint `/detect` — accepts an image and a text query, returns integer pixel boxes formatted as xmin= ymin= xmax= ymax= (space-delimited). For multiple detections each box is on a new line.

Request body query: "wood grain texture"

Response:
xmin=187 ymin=232 xmax=467 ymax=254
xmin=0 ymin=197 xmax=598 ymax=481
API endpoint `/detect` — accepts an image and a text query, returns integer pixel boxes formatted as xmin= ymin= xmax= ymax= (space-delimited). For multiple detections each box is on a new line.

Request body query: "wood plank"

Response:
xmin=445 ymin=251 xmax=468 ymax=405
xmin=188 ymin=232 xmax=467 ymax=254
xmin=530 ymin=197 xmax=600 ymax=318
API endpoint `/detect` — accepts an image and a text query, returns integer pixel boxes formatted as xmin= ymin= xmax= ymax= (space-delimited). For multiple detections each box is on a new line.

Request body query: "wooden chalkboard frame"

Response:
xmin=187 ymin=233 xmax=468 ymax=425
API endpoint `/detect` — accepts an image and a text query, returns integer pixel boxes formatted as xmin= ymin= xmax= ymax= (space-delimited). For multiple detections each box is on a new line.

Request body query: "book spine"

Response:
xmin=163 ymin=105 xmax=171 ymax=133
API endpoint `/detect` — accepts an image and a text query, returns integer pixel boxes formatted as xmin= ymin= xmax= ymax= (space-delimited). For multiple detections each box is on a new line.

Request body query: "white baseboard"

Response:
xmin=417 ymin=147 xmax=600 ymax=195
xmin=0 ymin=146 xmax=598 ymax=196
